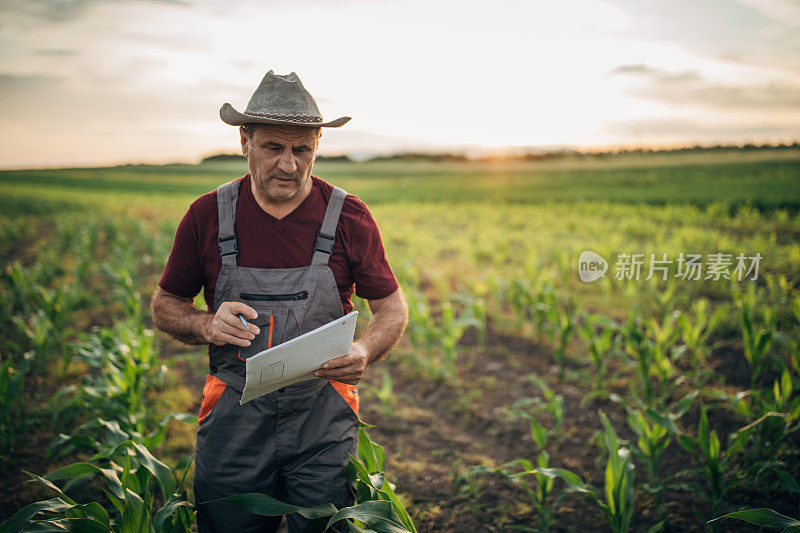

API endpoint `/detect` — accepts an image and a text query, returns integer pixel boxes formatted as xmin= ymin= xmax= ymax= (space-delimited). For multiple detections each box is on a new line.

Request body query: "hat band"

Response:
xmin=243 ymin=110 xmax=323 ymax=123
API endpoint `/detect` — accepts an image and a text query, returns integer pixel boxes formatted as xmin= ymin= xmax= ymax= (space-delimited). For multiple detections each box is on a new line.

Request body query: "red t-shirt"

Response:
xmin=158 ymin=174 xmax=398 ymax=313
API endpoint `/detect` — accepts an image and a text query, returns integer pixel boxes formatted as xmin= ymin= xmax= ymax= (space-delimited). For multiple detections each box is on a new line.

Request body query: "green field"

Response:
xmin=2 ymin=149 xmax=799 ymax=216
xmin=1 ymin=150 xmax=799 ymax=532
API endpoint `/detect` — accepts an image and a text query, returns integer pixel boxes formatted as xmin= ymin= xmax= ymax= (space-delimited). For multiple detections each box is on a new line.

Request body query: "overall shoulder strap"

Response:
xmin=216 ymin=180 xmax=242 ymax=267
xmin=312 ymin=186 xmax=347 ymax=266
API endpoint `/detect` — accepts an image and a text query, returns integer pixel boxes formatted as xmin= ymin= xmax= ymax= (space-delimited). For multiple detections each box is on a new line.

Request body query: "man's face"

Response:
xmin=241 ymin=124 xmax=320 ymax=203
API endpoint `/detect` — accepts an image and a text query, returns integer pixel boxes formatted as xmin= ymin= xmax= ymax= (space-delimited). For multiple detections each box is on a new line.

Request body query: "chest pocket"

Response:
xmin=237 ymin=291 xmax=309 ymax=360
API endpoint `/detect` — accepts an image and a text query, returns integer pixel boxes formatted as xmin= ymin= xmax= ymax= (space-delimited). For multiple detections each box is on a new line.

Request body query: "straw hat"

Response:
xmin=220 ymin=70 xmax=350 ymax=128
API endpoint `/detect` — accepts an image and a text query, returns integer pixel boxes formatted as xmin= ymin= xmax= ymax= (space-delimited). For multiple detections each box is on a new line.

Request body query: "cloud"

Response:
xmin=609 ymin=64 xmax=704 ymax=84
xmin=0 ymin=0 xmax=190 ymax=23
xmin=607 ymin=63 xmax=658 ymax=76
xmin=602 ymin=0 xmax=800 ymax=74
xmin=735 ymin=0 xmax=800 ymax=27
xmin=34 ymin=48 xmax=79 ymax=56
xmin=608 ymin=63 xmax=800 ymax=111
xmin=604 ymin=117 xmax=800 ymax=141
xmin=0 ymin=73 xmax=65 ymax=93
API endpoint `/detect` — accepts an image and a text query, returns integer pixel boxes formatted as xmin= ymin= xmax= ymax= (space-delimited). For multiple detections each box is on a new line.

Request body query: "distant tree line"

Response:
xmin=200 ymin=142 xmax=799 ymax=165
xmin=200 ymin=153 xmax=354 ymax=164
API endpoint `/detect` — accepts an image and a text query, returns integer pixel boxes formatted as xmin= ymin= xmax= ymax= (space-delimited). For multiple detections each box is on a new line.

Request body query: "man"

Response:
xmin=151 ymin=70 xmax=408 ymax=532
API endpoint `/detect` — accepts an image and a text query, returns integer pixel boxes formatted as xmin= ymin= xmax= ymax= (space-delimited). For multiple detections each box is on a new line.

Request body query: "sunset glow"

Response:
xmin=1 ymin=0 xmax=798 ymax=168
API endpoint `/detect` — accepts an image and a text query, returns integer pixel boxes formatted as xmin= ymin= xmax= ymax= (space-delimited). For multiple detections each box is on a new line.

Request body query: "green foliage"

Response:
xmin=708 ymin=507 xmax=800 ymax=531
xmin=577 ymin=313 xmax=620 ymax=392
xmin=0 ymin=441 xmax=195 ymax=533
xmin=597 ymin=411 xmax=636 ymax=533
xmin=677 ymin=298 xmax=727 ymax=380
xmin=346 ymin=421 xmax=417 ymax=532
xmin=403 ymin=288 xmax=483 ymax=383
xmin=465 ymin=383 xmax=572 ymax=532
xmin=734 ymin=283 xmax=779 ymax=388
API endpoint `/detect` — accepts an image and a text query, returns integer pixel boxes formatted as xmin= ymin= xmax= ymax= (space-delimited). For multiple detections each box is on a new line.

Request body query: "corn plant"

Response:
xmin=348 ymin=421 xmax=417 ymax=532
xmin=50 ymin=320 xmax=169 ymax=442
xmin=626 ymin=391 xmax=697 ymax=519
xmin=596 ymin=411 xmax=636 ymax=532
xmin=502 ymin=376 xmax=564 ymax=438
xmin=677 ymin=299 xmax=728 ymax=380
xmin=709 ymin=500 xmax=800 ymax=531
xmin=708 ymin=369 xmax=800 ymax=491
xmin=621 ymin=316 xmax=657 ymax=406
xmin=0 ymin=351 xmax=32 ymax=464
xmin=403 ymin=289 xmax=481 ymax=382
xmin=734 ymin=283 xmax=778 ymax=388
xmin=652 ymin=404 xmax=761 ymax=521
xmin=453 ymin=290 xmax=487 ymax=346
xmin=577 ymin=313 xmax=620 ymax=392
xmin=504 ymin=278 xmax=537 ymax=335
xmin=486 ymin=421 xmax=563 ymax=532
xmin=0 ymin=440 xmax=195 ymax=533
xmin=47 ymin=413 xmax=196 ymax=463
xmin=744 ymin=370 xmax=800 ymax=465
xmin=465 ymin=403 xmax=576 ymax=532
xmin=774 ymin=295 xmax=800 ymax=376
xmin=503 ymin=277 xmax=552 ymax=339
xmin=644 ymin=276 xmax=681 ymax=322
xmin=645 ymin=311 xmax=680 ymax=403
xmin=403 ymin=288 xmax=437 ymax=361
xmin=439 ymin=301 xmax=467 ymax=371
xmin=373 ymin=369 xmax=398 ymax=417
xmin=524 ymin=411 xmax=637 ymax=533
xmin=544 ymin=294 xmax=576 ymax=382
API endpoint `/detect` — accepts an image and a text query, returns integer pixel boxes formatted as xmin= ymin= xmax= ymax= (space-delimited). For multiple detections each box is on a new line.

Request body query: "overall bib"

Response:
xmin=194 ymin=180 xmax=359 ymax=533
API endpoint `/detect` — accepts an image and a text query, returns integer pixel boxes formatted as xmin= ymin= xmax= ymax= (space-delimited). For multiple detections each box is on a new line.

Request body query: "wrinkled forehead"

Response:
xmin=246 ymin=124 xmax=321 ymax=145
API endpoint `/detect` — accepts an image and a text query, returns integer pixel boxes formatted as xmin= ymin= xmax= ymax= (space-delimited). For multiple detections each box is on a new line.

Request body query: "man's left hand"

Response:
xmin=314 ymin=342 xmax=368 ymax=385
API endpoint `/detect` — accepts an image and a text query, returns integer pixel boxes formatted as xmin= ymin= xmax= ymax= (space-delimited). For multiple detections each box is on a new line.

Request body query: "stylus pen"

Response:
xmin=238 ymin=314 xmax=250 ymax=328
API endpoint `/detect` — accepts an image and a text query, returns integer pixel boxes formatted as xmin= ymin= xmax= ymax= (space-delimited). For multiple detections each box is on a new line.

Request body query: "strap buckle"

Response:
xmin=314 ymin=232 xmax=335 ymax=254
xmin=218 ymin=236 xmax=238 ymax=257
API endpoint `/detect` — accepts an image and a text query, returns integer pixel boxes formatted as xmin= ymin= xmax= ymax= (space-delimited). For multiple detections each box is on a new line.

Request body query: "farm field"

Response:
xmin=1 ymin=149 xmax=799 ymax=532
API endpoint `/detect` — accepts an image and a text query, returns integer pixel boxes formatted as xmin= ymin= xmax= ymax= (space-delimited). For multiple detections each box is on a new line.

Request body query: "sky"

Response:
xmin=0 ymin=0 xmax=798 ymax=168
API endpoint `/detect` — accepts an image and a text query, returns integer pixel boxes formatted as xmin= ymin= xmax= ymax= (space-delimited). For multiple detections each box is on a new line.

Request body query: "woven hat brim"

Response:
xmin=220 ymin=103 xmax=350 ymax=128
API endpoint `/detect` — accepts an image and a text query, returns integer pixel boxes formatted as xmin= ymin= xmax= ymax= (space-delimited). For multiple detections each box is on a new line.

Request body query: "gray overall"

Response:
xmin=194 ymin=180 xmax=359 ymax=532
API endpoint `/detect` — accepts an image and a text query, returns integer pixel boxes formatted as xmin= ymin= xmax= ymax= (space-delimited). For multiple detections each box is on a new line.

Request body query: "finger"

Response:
xmin=217 ymin=321 xmax=255 ymax=340
xmin=225 ymin=302 xmax=258 ymax=320
xmin=320 ymin=372 xmax=360 ymax=385
xmin=315 ymin=365 xmax=357 ymax=378
xmin=214 ymin=331 xmax=252 ymax=347
xmin=219 ymin=313 xmax=261 ymax=335
xmin=323 ymin=375 xmax=361 ymax=385
xmin=321 ymin=354 xmax=352 ymax=369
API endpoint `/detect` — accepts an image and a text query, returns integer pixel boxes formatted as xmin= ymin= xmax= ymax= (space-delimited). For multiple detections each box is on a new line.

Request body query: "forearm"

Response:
xmin=151 ymin=288 xmax=211 ymax=345
xmin=357 ymin=289 xmax=408 ymax=366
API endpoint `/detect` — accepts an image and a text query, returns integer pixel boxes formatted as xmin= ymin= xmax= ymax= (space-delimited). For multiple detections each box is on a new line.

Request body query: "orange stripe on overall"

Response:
xmin=331 ymin=381 xmax=359 ymax=415
xmin=198 ymin=374 xmax=227 ymax=425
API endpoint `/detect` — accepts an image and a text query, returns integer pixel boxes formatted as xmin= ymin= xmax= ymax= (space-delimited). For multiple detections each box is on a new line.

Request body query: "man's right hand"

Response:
xmin=203 ymin=302 xmax=261 ymax=347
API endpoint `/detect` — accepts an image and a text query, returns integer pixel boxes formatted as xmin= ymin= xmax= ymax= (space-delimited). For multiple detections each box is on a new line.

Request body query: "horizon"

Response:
xmin=1 ymin=0 xmax=799 ymax=170
xmin=3 ymin=141 xmax=798 ymax=172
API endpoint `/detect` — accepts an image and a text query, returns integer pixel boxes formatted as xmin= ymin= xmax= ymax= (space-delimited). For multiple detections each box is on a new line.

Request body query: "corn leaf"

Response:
xmin=205 ymin=493 xmax=337 ymax=519
xmin=325 ymin=501 xmax=408 ymax=533
xmin=0 ymin=499 xmax=73 ymax=533
xmin=708 ymin=508 xmax=800 ymax=527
